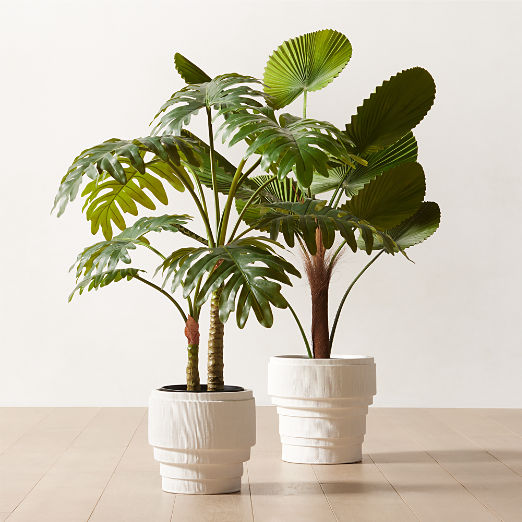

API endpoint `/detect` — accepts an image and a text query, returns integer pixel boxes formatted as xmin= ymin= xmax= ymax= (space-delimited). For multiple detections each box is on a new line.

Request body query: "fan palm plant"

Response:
xmin=229 ymin=29 xmax=442 ymax=358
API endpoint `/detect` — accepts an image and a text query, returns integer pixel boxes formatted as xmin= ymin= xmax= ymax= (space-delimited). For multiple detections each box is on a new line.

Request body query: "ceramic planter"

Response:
xmin=148 ymin=385 xmax=256 ymax=494
xmin=267 ymin=355 xmax=376 ymax=464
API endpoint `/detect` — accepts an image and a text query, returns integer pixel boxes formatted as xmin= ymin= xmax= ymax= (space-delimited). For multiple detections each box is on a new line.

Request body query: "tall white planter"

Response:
xmin=268 ymin=355 xmax=376 ymax=464
xmin=148 ymin=386 xmax=256 ymax=494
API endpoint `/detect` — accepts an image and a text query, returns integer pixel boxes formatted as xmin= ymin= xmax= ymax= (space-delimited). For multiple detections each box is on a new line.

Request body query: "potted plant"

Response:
xmin=230 ymin=29 xmax=441 ymax=464
xmin=52 ymin=57 xmax=306 ymax=493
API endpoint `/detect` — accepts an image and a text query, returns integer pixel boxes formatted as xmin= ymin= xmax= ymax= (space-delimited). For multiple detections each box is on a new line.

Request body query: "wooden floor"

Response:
xmin=0 ymin=408 xmax=521 ymax=521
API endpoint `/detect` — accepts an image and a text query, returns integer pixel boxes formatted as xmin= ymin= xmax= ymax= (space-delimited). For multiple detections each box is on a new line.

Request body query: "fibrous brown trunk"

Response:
xmin=184 ymin=316 xmax=200 ymax=391
xmin=302 ymin=229 xmax=338 ymax=359
xmin=207 ymin=288 xmax=224 ymax=391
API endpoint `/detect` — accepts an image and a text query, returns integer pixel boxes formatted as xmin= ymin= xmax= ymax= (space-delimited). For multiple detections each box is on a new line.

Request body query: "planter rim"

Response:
xmin=151 ymin=387 xmax=253 ymax=402
xmin=270 ymin=355 xmax=374 ymax=366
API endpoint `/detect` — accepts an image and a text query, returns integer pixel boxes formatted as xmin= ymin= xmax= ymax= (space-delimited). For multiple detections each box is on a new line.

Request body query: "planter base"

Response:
xmin=149 ymin=387 xmax=255 ymax=494
xmin=268 ymin=355 xmax=376 ymax=465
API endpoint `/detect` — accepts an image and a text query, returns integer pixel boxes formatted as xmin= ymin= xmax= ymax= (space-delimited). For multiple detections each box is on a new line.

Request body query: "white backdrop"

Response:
xmin=1 ymin=0 xmax=521 ymax=406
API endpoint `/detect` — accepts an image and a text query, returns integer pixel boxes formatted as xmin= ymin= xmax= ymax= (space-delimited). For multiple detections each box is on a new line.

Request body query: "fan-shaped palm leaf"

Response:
xmin=311 ymin=132 xmax=418 ymax=196
xmin=345 ymin=68 xmax=435 ymax=154
xmin=342 ymin=162 xmax=426 ymax=230
xmin=152 ymin=74 xmax=267 ymax=135
xmin=160 ymin=237 xmax=300 ymax=328
xmin=264 ymin=29 xmax=352 ymax=109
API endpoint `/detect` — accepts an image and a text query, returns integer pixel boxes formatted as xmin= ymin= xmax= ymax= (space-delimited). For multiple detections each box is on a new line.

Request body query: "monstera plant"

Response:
xmin=53 ymin=70 xmax=308 ymax=392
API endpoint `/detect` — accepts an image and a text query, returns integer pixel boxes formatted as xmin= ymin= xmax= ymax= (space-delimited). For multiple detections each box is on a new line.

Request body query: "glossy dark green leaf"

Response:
xmin=345 ymin=68 xmax=436 ymax=154
xmin=72 ymin=215 xmax=192 ymax=279
xmin=358 ymin=202 xmax=440 ymax=252
xmin=264 ymin=29 xmax=352 ymax=109
xmin=240 ymin=198 xmax=397 ymax=256
xmin=152 ymin=74 xmax=267 ymax=135
xmin=343 ymin=162 xmax=426 ymax=230
xmin=174 ymin=53 xmax=211 ymax=84
xmin=160 ymin=237 xmax=300 ymax=328
xmin=219 ymin=112 xmax=352 ymax=187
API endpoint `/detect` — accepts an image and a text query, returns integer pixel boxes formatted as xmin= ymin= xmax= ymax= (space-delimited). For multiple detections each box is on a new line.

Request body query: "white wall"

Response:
xmin=1 ymin=0 xmax=520 ymax=407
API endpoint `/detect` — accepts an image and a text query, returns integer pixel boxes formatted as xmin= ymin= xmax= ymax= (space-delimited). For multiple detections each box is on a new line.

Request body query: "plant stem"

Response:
xmin=303 ymin=90 xmax=307 ymax=118
xmin=134 ymin=274 xmax=187 ymax=323
xmin=228 ymin=173 xmax=278 ymax=242
xmin=217 ymin=158 xmax=247 ymax=245
xmin=207 ymin=288 xmax=224 ymax=391
xmin=169 ymin=161 xmax=215 ymax=247
xmin=329 ymin=250 xmax=384 ymax=350
xmin=186 ymin=343 xmax=200 ymax=391
xmin=330 ymin=239 xmax=347 ymax=266
xmin=237 ymin=157 xmax=262 ymax=188
xmin=285 ymin=300 xmax=312 ymax=358
xmin=206 ymin=107 xmax=220 ymax=236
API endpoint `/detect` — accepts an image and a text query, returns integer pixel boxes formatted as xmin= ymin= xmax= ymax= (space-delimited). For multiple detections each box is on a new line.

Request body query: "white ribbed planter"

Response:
xmin=148 ymin=386 xmax=256 ymax=494
xmin=268 ymin=355 xmax=376 ymax=464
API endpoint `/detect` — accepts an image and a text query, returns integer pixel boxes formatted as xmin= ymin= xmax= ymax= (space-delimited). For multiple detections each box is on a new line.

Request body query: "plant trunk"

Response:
xmin=184 ymin=316 xmax=200 ymax=391
xmin=302 ymin=229 xmax=333 ymax=359
xmin=311 ymin=280 xmax=330 ymax=358
xmin=207 ymin=288 xmax=224 ymax=391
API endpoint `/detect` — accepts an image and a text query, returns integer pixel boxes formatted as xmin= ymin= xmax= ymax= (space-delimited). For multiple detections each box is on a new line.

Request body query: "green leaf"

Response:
xmin=343 ymin=162 xmax=426 ymax=230
xmin=311 ymin=132 xmax=418 ymax=196
xmin=152 ymin=74 xmax=267 ymax=135
xmin=160 ymin=237 xmax=300 ymax=328
xmin=264 ymin=29 xmax=352 ymax=109
xmin=174 ymin=53 xmax=211 ymax=84
xmin=241 ymin=198 xmax=397 ymax=256
xmin=54 ymin=136 xmax=200 ymax=239
xmin=69 ymin=268 xmax=143 ymax=302
xmin=72 ymin=215 xmax=192 ymax=279
xmin=359 ymin=202 xmax=440 ymax=252
xmin=345 ymin=68 xmax=436 ymax=154
xmin=219 ymin=112 xmax=351 ymax=187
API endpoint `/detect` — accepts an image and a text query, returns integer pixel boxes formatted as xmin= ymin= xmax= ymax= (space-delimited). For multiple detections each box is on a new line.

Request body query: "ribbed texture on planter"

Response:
xmin=148 ymin=388 xmax=256 ymax=494
xmin=268 ymin=355 xmax=376 ymax=464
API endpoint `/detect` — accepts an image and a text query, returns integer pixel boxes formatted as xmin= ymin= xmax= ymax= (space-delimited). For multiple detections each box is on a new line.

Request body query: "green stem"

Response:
xmin=217 ymin=158 xmax=247 ymax=245
xmin=303 ymin=90 xmax=307 ymax=118
xmin=286 ymin=300 xmax=312 ymax=358
xmin=169 ymin=161 xmax=215 ymax=247
xmin=206 ymin=107 xmax=220 ymax=235
xmin=330 ymin=239 xmax=347 ymax=266
xmin=329 ymin=250 xmax=384 ymax=350
xmin=237 ymin=157 xmax=262 ymax=188
xmin=228 ymin=174 xmax=278 ymax=242
xmin=134 ymin=274 xmax=187 ymax=323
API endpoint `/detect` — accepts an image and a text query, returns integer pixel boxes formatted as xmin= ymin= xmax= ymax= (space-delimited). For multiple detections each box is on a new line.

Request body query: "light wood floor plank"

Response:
xmin=170 ymin=473 xmax=253 ymax=522
xmin=248 ymin=451 xmax=336 ymax=522
xmin=6 ymin=408 xmax=144 ymax=522
xmin=0 ymin=408 xmax=53 ymax=455
xmin=481 ymin=409 xmax=522 ymax=437
xmin=365 ymin=409 xmax=499 ymax=522
xmin=313 ymin=456 xmax=419 ymax=521
xmin=89 ymin=414 xmax=175 ymax=522
xmin=431 ymin=408 xmax=522 ymax=476
xmin=389 ymin=408 xmax=522 ymax=521
xmin=0 ymin=407 xmax=99 ymax=513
